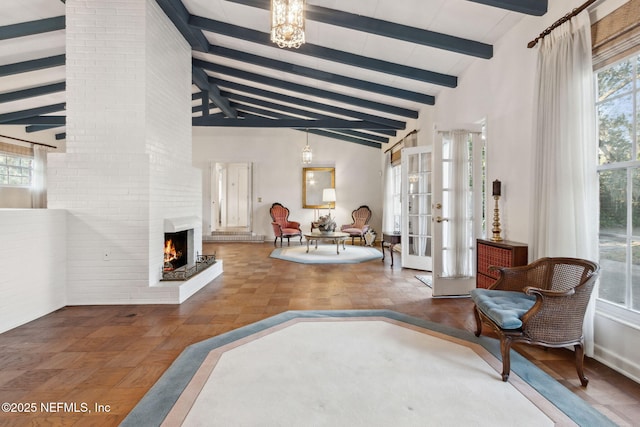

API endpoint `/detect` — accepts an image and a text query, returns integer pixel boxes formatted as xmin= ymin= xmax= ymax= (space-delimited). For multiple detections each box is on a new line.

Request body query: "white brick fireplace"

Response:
xmin=46 ymin=0 xmax=221 ymax=305
xmin=163 ymin=216 xmax=200 ymax=271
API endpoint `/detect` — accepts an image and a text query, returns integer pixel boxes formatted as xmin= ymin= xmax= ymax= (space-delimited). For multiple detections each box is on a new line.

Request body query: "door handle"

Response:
xmin=435 ymin=216 xmax=449 ymax=223
xmin=434 ymin=203 xmax=442 ymax=209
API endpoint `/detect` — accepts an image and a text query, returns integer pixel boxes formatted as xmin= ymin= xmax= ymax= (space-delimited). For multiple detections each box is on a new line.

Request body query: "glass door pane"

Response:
xmin=402 ymin=147 xmax=433 ymax=270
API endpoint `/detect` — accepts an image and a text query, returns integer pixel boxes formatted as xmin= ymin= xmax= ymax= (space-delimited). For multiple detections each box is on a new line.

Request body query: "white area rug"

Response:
xmin=270 ymin=244 xmax=383 ymax=264
xmin=165 ymin=319 xmax=568 ymax=427
xmin=122 ymin=311 xmax=614 ymax=427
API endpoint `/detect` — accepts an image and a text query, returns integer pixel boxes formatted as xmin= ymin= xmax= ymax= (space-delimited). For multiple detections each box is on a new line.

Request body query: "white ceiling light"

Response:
xmin=302 ymin=129 xmax=312 ymax=164
xmin=271 ymin=0 xmax=305 ymax=49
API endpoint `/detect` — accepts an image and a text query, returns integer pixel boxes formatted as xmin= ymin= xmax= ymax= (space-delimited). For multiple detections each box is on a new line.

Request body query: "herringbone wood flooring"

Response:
xmin=0 ymin=243 xmax=638 ymax=426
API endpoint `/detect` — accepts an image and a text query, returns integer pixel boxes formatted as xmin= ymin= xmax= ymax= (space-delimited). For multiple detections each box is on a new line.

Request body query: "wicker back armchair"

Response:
xmin=470 ymin=257 xmax=599 ymax=386
xmin=269 ymin=203 xmax=302 ymax=247
xmin=340 ymin=205 xmax=372 ymax=245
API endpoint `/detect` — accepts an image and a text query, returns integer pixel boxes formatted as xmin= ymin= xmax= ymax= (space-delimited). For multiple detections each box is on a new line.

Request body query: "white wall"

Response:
xmin=426 ymin=0 xmax=639 ymax=382
xmin=0 ymin=187 xmax=31 ymax=208
xmin=145 ymin=0 xmax=202 ymax=285
xmin=428 ymin=13 xmax=538 ymax=244
xmin=193 ymin=127 xmax=384 ymax=240
xmin=0 ymin=209 xmax=66 ymax=333
xmin=47 ymin=0 xmax=200 ymax=304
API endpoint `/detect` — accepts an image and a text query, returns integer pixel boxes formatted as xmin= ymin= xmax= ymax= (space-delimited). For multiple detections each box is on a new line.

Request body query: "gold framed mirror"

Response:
xmin=302 ymin=167 xmax=335 ymax=208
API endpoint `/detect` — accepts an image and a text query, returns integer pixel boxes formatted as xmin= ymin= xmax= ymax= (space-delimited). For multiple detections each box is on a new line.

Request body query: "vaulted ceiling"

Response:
xmin=0 ymin=0 xmax=548 ymax=149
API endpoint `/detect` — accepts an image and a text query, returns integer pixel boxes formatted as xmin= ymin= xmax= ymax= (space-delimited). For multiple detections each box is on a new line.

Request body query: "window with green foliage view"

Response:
xmin=597 ymin=53 xmax=640 ymax=311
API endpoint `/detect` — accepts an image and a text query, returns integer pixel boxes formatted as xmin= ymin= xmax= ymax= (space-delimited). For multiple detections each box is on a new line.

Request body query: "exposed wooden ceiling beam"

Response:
xmin=0 ymin=103 xmax=66 ymax=124
xmin=189 ymin=15 xmax=457 ymax=88
xmin=229 ymin=102 xmax=389 ymax=144
xmin=212 ymin=78 xmax=406 ymax=130
xmin=224 ymin=97 xmax=392 ymax=141
xmin=5 ymin=116 xmax=66 ymax=126
xmin=192 ymin=116 xmax=392 ymax=130
xmin=192 ymin=67 xmax=237 ymax=118
xmin=224 ymin=0 xmax=492 ymax=59
xmin=231 ymin=111 xmax=382 ymax=148
xmin=0 ymin=55 xmax=65 ymax=77
xmin=0 ymin=16 xmax=65 ymax=40
xmin=194 ymin=98 xmax=391 ymax=143
xmin=194 ymin=59 xmax=418 ymax=119
xmin=209 ymin=46 xmax=435 ymax=105
xmin=206 ymin=45 xmax=434 ymax=105
xmin=155 ymin=0 xmax=208 ymax=52
xmin=218 ymin=108 xmax=383 ymax=148
xmin=467 ymin=0 xmax=548 ymax=16
xmin=26 ymin=124 xmax=64 ymax=133
xmin=0 ymin=82 xmax=65 ymax=103
xmin=305 ymin=128 xmax=382 ymax=149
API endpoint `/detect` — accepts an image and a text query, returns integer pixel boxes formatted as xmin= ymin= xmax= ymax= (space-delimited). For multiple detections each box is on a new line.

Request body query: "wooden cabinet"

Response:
xmin=476 ymin=239 xmax=528 ymax=288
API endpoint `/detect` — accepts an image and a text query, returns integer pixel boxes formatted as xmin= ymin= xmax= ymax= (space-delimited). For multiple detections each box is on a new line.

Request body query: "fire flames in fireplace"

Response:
xmin=164 ymin=238 xmax=183 ymax=271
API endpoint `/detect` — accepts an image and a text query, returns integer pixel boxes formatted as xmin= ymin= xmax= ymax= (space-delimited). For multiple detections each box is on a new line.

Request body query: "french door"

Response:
xmin=401 ymin=130 xmax=484 ymax=296
xmin=431 ymin=130 xmax=483 ymax=296
xmin=401 ymin=146 xmax=433 ymax=271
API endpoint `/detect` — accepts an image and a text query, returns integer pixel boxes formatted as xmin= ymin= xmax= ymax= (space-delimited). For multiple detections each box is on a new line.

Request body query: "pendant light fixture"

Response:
xmin=271 ymin=0 xmax=305 ymax=49
xmin=302 ymin=129 xmax=312 ymax=164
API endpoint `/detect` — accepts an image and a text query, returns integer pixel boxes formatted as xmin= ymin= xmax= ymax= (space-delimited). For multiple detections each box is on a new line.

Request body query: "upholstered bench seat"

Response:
xmin=469 ymin=289 xmax=536 ymax=330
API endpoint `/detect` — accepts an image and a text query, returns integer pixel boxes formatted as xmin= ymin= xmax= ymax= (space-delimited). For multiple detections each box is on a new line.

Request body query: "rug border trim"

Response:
xmin=270 ymin=246 xmax=383 ymax=264
xmin=120 ymin=309 xmax=615 ymax=427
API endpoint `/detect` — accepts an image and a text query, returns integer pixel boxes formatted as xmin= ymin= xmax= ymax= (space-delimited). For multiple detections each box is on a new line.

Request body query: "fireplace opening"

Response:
xmin=162 ymin=220 xmax=216 ymax=281
xmin=164 ymin=230 xmax=188 ymax=271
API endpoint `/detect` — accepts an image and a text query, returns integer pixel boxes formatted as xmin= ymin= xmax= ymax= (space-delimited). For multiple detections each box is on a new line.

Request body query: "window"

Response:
xmin=596 ymin=53 xmax=640 ymax=312
xmin=0 ymin=152 xmax=33 ymax=186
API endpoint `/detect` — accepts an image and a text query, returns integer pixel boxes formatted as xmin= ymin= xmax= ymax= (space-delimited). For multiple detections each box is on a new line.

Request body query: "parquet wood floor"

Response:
xmin=0 ymin=242 xmax=638 ymax=426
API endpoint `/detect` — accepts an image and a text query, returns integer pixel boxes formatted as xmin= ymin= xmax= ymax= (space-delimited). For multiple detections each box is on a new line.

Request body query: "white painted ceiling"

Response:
xmin=0 ymin=0 xmax=546 ymax=148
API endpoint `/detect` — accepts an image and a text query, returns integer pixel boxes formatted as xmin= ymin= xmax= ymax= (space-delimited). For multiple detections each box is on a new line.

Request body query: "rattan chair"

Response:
xmin=270 ymin=203 xmax=302 ymax=247
xmin=470 ymin=257 xmax=599 ymax=386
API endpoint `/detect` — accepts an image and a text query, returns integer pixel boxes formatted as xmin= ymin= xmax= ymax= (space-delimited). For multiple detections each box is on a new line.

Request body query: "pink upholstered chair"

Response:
xmin=270 ymin=203 xmax=302 ymax=247
xmin=341 ymin=205 xmax=372 ymax=245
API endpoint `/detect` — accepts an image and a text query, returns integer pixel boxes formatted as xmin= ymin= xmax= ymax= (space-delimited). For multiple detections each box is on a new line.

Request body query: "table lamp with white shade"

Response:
xmin=323 ymin=188 xmax=336 ymax=216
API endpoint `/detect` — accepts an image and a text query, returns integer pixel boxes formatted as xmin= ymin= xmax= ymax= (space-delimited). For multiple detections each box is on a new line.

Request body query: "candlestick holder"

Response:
xmin=491 ymin=195 xmax=503 ymax=242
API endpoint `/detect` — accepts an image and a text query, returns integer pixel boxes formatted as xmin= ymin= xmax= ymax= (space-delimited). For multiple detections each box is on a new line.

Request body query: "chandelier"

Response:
xmin=271 ymin=0 xmax=305 ymax=49
xmin=302 ymin=129 xmax=312 ymax=164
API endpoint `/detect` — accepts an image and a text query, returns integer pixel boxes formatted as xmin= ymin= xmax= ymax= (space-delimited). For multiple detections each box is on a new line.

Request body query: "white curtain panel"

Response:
xmin=382 ymin=151 xmax=394 ymax=232
xmin=31 ymin=146 xmax=47 ymax=208
xmin=443 ymin=130 xmax=474 ymax=278
xmin=530 ymin=12 xmax=598 ymax=355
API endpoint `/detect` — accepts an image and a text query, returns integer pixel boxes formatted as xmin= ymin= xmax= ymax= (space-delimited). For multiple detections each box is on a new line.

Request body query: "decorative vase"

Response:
xmin=318 ymin=222 xmax=336 ymax=233
xmin=313 ymin=214 xmax=336 ymax=233
xmin=364 ymin=229 xmax=376 ymax=246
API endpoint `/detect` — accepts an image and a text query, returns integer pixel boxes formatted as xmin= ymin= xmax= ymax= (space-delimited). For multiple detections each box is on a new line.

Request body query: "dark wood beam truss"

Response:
xmin=206 ymin=45 xmax=434 ymax=105
xmin=211 ymin=78 xmax=406 ymax=130
xmin=189 ymin=16 xmax=457 ymax=88
xmin=194 ymin=59 xmax=418 ymax=119
xmin=467 ymin=0 xmax=548 ymax=16
xmin=0 ymin=16 xmax=65 ymax=40
xmin=0 ymin=55 xmax=65 ymax=78
xmin=224 ymin=0 xmax=492 ymax=59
